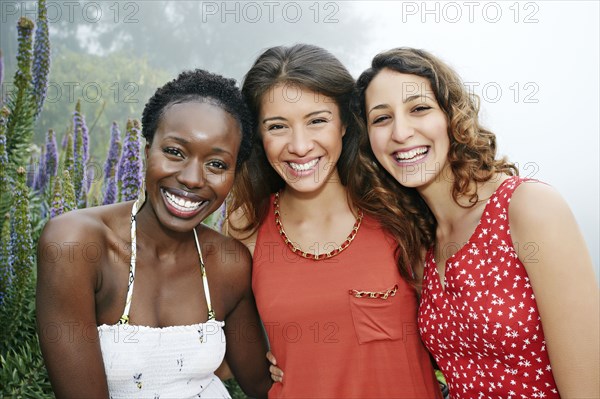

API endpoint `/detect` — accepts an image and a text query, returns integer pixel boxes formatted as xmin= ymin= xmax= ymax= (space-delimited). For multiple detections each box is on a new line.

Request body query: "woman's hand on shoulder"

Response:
xmin=509 ymin=180 xmax=599 ymax=397
xmin=36 ymin=211 xmax=110 ymax=398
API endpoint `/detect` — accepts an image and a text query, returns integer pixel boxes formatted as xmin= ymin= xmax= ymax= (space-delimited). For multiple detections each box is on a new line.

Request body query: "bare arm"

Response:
xmin=510 ymin=181 xmax=599 ymax=398
xmin=221 ymin=242 xmax=271 ymax=398
xmin=36 ymin=215 xmax=109 ymax=399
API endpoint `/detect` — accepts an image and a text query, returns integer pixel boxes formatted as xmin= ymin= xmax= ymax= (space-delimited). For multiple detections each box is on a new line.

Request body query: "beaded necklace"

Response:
xmin=273 ymin=191 xmax=363 ymax=261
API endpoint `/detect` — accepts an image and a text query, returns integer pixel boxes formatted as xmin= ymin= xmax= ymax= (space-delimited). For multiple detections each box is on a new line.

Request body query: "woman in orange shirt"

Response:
xmin=228 ymin=43 xmax=441 ymax=398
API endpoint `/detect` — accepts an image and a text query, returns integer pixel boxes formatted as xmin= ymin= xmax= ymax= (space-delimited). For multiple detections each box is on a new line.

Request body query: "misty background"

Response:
xmin=1 ymin=0 xmax=598 ymax=278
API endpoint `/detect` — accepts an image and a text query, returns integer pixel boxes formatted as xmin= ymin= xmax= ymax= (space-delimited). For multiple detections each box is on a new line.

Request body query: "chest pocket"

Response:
xmin=348 ymin=283 xmax=416 ymax=344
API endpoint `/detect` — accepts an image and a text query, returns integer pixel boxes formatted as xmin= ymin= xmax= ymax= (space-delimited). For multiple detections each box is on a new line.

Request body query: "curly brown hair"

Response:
xmin=354 ymin=47 xmax=518 ymax=214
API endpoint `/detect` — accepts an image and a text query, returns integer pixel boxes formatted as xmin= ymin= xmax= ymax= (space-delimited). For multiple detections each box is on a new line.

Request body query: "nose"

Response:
xmin=391 ymin=115 xmax=415 ymax=143
xmin=176 ymin=160 xmax=205 ymax=189
xmin=287 ymin=128 xmax=314 ymax=157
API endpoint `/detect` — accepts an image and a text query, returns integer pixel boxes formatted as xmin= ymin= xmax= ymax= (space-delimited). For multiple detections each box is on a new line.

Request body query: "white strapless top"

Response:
xmin=98 ymin=321 xmax=229 ymax=398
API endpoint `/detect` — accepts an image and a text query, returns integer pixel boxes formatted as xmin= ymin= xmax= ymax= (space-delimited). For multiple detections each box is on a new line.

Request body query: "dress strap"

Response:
xmin=193 ymin=228 xmax=216 ymax=321
xmin=118 ymin=190 xmax=145 ymax=325
xmin=117 ymin=189 xmax=215 ymax=324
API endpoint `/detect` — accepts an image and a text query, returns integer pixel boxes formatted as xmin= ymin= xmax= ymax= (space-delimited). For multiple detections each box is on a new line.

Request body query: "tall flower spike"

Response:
xmin=32 ymin=0 xmax=50 ymax=119
xmin=103 ymin=122 xmax=121 ymax=205
xmin=73 ymin=124 xmax=85 ymax=204
xmin=73 ymin=100 xmax=89 ymax=164
xmin=49 ymin=173 xmax=63 ymax=218
xmin=0 ymin=109 xmax=9 ymax=195
xmin=33 ymin=146 xmax=46 ymax=191
xmin=8 ymin=167 xmax=34 ymax=306
xmin=0 ymin=212 xmax=11 ymax=307
xmin=63 ymin=132 xmax=74 ymax=176
xmin=117 ymin=119 xmax=142 ymax=202
xmin=6 ymin=18 xmax=34 ymax=162
xmin=62 ymin=169 xmax=76 ymax=213
xmin=45 ymin=128 xmax=58 ymax=184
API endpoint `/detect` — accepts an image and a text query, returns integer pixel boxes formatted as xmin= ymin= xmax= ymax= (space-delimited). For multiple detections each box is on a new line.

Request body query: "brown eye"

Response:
xmin=413 ymin=105 xmax=431 ymax=112
xmin=372 ymin=115 xmax=390 ymax=125
xmin=163 ymin=147 xmax=183 ymax=158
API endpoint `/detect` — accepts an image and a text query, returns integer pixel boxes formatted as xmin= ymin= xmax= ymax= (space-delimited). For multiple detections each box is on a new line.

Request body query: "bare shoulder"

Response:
xmin=37 ymin=202 xmax=132 ymax=275
xmin=509 ymin=180 xmax=572 ymax=229
xmin=39 ymin=203 xmax=130 ymax=249
xmin=199 ymin=225 xmax=252 ymax=276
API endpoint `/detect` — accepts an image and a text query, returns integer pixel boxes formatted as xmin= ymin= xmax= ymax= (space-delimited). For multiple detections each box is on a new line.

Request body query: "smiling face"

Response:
xmin=365 ymin=69 xmax=450 ymax=190
xmin=259 ymin=84 xmax=345 ymax=194
xmin=144 ymin=101 xmax=241 ymax=232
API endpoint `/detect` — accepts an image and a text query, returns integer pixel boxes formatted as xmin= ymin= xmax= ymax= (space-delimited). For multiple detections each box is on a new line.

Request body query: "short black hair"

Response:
xmin=141 ymin=69 xmax=253 ymax=169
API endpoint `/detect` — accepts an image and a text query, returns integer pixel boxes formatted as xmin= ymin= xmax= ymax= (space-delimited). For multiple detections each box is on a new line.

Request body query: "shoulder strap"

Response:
xmin=193 ymin=228 xmax=215 ymax=321
xmin=118 ymin=191 xmax=145 ymax=325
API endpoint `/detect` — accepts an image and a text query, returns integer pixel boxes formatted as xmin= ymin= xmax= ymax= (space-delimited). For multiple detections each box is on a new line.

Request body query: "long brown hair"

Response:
xmin=228 ymin=44 xmax=358 ymax=235
xmin=229 ymin=44 xmax=429 ymax=287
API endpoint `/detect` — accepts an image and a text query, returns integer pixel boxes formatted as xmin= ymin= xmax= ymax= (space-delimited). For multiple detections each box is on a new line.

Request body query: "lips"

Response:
xmin=393 ymin=146 xmax=429 ymax=164
xmin=160 ymin=188 xmax=207 ymax=218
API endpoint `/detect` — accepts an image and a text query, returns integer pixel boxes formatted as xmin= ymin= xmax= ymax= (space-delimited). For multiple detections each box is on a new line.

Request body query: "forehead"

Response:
xmin=259 ymin=83 xmax=339 ymax=115
xmin=158 ymin=101 xmax=240 ymax=136
xmin=366 ymin=69 xmax=434 ymax=104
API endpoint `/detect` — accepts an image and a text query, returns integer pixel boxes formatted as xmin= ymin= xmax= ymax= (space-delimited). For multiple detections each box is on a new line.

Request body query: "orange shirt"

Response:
xmin=253 ymin=197 xmax=442 ymax=398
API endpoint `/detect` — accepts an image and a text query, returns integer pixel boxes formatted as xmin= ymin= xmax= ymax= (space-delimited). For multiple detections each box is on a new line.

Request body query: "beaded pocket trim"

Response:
xmin=349 ymin=284 xmax=398 ymax=300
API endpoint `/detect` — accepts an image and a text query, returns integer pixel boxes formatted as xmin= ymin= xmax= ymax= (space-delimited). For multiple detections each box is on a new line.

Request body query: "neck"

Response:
xmin=418 ymin=170 xmax=507 ymax=235
xmin=280 ymin=172 xmax=353 ymax=219
xmin=134 ymin=201 xmax=195 ymax=255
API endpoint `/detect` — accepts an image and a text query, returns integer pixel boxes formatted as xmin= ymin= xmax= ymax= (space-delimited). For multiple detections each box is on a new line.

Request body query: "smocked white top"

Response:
xmin=98 ymin=194 xmax=230 ymax=399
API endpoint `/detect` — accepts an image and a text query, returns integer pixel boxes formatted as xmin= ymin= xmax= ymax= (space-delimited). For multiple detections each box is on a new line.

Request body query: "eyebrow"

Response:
xmin=164 ymin=135 xmax=233 ymax=157
xmin=367 ymin=95 xmax=435 ymax=116
xmin=262 ymin=110 xmax=332 ymax=124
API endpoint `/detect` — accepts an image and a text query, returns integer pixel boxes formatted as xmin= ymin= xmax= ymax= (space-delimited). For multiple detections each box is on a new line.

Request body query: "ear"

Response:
xmin=341 ymin=124 xmax=348 ymax=137
xmin=145 ymin=142 xmax=150 ymax=159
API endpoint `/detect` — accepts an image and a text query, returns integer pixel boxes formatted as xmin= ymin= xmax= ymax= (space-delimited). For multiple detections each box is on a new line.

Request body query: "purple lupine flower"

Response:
xmin=117 ymin=119 xmax=142 ymax=202
xmin=61 ymin=129 xmax=68 ymax=150
xmin=104 ymin=122 xmax=121 ymax=180
xmin=103 ymin=173 xmax=117 ymax=205
xmin=102 ymin=122 xmax=121 ymax=205
xmin=26 ymin=154 xmax=37 ymax=188
xmin=77 ymin=180 xmax=87 ymax=209
xmin=63 ymin=132 xmax=74 ymax=177
xmin=49 ymin=174 xmax=63 ymax=218
xmin=34 ymin=146 xmax=47 ymax=191
xmin=32 ymin=0 xmax=50 ymax=119
xmin=73 ymin=100 xmax=89 ymax=164
xmin=45 ymin=129 xmax=58 ymax=179
xmin=86 ymin=165 xmax=94 ymax=193
xmin=72 ymin=124 xmax=86 ymax=203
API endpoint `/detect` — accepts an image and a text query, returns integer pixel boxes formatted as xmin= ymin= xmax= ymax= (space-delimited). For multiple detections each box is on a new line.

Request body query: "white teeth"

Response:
xmin=163 ymin=190 xmax=203 ymax=212
xmin=288 ymin=158 xmax=319 ymax=171
xmin=395 ymin=147 xmax=428 ymax=162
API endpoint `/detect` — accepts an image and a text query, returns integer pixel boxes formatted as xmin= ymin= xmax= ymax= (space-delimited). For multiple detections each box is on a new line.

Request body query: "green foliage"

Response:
xmin=35 ymin=46 xmax=170 ymax=163
xmin=6 ymin=18 xmax=35 ymax=172
xmin=0 ymin=266 xmax=52 ymax=398
xmin=62 ymin=169 xmax=76 ymax=213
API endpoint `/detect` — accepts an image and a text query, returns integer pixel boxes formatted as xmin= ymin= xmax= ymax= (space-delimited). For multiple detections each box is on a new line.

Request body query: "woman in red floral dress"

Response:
xmin=353 ymin=47 xmax=599 ymax=398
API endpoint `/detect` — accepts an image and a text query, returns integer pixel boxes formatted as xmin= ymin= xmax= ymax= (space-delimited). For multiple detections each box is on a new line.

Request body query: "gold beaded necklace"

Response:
xmin=273 ymin=191 xmax=363 ymax=261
